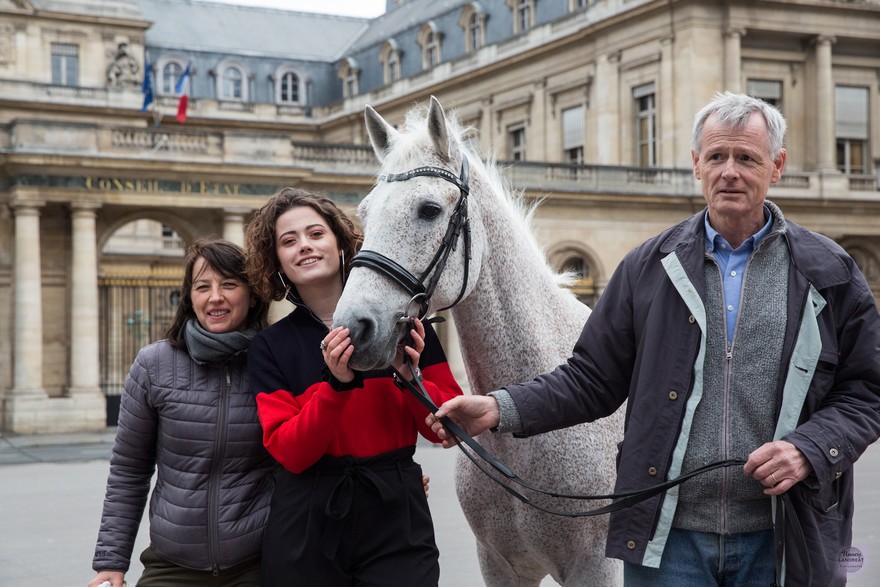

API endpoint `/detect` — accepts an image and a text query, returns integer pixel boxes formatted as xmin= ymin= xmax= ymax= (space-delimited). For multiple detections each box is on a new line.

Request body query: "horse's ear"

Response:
xmin=365 ymin=105 xmax=398 ymax=163
xmin=427 ymin=96 xmax=449 ymax=161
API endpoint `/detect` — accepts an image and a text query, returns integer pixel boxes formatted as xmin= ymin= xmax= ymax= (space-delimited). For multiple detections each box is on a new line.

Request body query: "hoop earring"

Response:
xmin=277 ymin=271 xmax=291 ymax=298
xmin=340 ymin=250 xmax=346 ymax=285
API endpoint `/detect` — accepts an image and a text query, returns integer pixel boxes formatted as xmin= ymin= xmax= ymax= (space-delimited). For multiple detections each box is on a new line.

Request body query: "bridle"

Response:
xmin=350 ymin=157 xmax=471 ymax=320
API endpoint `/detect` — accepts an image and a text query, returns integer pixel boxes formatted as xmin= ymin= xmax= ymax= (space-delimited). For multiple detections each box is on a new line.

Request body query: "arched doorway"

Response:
xmin=549 ymin=244 xmax=602 ymax=307
xmin=99 ymin=219 xmax=186 ymax=425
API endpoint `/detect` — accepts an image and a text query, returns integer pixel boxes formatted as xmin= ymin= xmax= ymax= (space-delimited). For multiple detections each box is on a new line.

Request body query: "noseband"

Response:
xmin=350 ymin=158 xmax=471 ymax=320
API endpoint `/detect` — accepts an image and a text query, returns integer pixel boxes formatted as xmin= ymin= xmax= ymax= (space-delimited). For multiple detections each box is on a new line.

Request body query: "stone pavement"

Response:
xmin=1 ymin=430 xmax=878 ymax=586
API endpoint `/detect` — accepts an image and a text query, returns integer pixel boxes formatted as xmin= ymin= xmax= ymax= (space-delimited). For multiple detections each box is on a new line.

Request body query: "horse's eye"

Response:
xmin=418 ymin=202 xmax=442 ymax=220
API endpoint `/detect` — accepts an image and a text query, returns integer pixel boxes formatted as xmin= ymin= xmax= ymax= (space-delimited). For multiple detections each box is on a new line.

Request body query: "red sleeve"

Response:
xmin=256 ymin=383 xmax=353 ymax=473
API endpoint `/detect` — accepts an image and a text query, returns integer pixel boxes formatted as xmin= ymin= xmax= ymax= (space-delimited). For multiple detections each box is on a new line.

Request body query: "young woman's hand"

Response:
xmin=391 ymin=318 xmax=425 ymax=380
xmin=320 ymin=326 xmax=355 ymax=383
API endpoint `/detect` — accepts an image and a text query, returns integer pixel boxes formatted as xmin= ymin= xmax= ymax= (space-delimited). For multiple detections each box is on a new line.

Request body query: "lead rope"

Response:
xmin=392 ymin=352 xmax=743 ymax=516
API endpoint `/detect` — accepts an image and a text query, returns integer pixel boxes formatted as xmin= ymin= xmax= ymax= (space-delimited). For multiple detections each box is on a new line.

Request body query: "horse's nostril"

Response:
xmin=350 ymin=317 xmax=375 ymax=349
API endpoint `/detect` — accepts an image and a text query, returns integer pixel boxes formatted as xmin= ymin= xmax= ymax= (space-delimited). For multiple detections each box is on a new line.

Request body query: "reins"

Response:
xmin=392 ymin=354 xmax=744 ymax=517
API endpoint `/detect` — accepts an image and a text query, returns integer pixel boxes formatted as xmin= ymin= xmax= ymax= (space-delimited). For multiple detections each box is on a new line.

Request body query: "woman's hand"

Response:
xmin=321 ymin=326 xmax=355 ymax=383
xmin=391 ymin=318 xmax=426 ymax=380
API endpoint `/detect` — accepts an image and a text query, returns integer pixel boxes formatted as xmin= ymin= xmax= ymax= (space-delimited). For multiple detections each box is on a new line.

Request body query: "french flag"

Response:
xmin=175 ymin=62 xmax=191 ymax=123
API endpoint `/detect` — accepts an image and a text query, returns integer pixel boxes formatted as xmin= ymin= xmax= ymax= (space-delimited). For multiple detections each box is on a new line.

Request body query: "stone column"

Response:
xmin=531 ymin=79 xmax=547 ymax=161
xmin=595 ymin=50 xmax=621 ymax=165
xmin=723 ymin=28 xmax=746 ymax=93
xmin=68 ymin=203 xmax=102 ymax=396
xmin=223 ymin=208 xmax=249 ymax=247
xmin=659 ymin=35 xmax=676 ymax=167
xmin=11 ymin=202 xmax=46 ymax=396
xmin=814 ymin=35 xmax=837 ymax=172
xmin=479 ymin=97 xmax=493 ymax=154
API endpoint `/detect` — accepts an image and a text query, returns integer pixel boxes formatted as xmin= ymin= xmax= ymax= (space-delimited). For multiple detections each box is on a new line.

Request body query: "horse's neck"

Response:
xmin=451 ymin=206 xmax=589 ymax=395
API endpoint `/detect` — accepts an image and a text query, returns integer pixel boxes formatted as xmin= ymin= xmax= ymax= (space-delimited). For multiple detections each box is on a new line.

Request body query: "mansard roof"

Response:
xmin=138 ymin=0 xmax=371 ymax=61
xmin=346 ymin=0 xmax=469 ymax=53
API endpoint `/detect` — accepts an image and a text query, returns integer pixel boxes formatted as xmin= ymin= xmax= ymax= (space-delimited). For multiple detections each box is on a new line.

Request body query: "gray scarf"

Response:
xmin=184 ymin=319 xmax=257 ymax=364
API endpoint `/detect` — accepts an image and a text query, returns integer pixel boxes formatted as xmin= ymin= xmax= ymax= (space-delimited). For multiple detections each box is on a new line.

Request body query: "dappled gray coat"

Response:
xmin=92 ymin=340 xmax=276 ymax=574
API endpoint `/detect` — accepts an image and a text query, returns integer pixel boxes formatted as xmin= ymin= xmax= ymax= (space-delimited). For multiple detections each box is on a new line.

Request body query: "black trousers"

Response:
xmin=261 ymin=446 xmax=439 ymax=587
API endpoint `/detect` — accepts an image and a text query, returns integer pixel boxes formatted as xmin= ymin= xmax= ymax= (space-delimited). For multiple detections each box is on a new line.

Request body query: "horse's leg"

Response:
xmin=475 ymin=538 xmax=547 ymax=587
xmin=559 ymin=555 xmax=622 ymax=587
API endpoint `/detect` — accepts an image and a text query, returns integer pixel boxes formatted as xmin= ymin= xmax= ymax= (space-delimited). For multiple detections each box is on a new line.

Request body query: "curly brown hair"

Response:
xmin=166 ymin=238 xmax=269 ymax=349
xmin=245 ymin=187 xmax=363 ymax=303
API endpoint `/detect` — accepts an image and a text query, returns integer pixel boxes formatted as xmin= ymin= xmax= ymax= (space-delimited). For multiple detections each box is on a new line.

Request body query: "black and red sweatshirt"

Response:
xmin=248 ymin=307 xmax=463 ymax=474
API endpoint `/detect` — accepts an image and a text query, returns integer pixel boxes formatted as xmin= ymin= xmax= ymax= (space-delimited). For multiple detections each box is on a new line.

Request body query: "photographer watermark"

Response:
xmin=838 ymin=546 xmax=864 ymax=574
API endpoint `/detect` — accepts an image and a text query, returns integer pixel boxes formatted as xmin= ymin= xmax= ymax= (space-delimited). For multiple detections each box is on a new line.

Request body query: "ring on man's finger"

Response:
xmin=319 ymin=340 xmax=328 ymax=351
xmin=770 ymin=472 xmax=778 ymax=486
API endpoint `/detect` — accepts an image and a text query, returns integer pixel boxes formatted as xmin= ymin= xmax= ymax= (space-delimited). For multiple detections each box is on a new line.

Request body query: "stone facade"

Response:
xmin=0 ymin=0 xmax=878 ymax=433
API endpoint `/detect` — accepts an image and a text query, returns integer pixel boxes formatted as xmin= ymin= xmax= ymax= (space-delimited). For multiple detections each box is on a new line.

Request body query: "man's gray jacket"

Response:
xmin=505 ymin=204 xmax=880 ymax=585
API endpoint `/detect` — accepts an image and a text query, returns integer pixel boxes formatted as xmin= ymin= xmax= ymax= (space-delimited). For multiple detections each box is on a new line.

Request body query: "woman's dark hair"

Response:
xmin=245 ymin=187 xmax=363 ymax=303
xmin=166 ymin=238 xmax=269 ymax=348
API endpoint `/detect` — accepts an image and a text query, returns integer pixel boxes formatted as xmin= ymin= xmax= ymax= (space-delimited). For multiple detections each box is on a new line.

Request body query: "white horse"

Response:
xmin=334 ymin=97 xmax=624 ymax=586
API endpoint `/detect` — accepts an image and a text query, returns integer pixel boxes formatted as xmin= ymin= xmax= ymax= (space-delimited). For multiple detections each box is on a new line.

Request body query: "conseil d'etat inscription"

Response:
xmin=85 ymin=176 xmax=241 ymax=195
xmin=9 ymin=175 xmax=363 ymax=204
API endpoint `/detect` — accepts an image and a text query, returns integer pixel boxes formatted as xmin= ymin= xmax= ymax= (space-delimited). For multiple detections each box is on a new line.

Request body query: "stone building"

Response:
xmin=1 ymin=0 xmax=878 ymax=433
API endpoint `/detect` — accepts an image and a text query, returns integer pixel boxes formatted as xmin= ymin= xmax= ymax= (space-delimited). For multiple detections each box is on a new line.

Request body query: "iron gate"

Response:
xmin=99 ymin=278 xmax=181 ymax=425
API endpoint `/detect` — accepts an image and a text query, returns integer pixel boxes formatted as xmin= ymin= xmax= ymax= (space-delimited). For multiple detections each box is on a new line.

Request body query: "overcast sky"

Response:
xmin=207 ymin=0 xmax=387 ymax=18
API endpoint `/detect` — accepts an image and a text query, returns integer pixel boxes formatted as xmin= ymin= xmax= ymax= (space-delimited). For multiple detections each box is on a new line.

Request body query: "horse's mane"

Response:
xmin=378 ymin=104 xmax=570 ymax=285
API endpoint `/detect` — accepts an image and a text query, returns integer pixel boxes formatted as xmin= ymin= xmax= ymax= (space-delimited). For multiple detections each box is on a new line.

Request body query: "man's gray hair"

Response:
xmin=692 ymin=91 xmax=787 ymax=159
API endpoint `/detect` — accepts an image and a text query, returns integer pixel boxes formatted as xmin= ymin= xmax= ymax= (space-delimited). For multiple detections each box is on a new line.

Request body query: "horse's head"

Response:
xmin=334 ymin=96 xmax=486 ymax=370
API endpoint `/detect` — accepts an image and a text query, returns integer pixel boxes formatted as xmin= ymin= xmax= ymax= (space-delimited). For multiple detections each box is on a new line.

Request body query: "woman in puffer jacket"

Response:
xmin=88 ymin=238 xmax=276 ymax=587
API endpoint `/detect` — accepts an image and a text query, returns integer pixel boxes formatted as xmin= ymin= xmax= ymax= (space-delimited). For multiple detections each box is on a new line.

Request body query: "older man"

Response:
xmin=429 ymin=92 xmax=880 ymax=586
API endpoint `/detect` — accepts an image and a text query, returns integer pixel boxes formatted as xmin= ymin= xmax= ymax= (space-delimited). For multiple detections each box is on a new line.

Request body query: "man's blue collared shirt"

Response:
xmin=704 ymin=208 xmax=773 ymax=343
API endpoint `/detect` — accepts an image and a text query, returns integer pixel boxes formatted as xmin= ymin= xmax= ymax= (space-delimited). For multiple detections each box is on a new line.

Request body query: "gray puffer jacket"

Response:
xmin=92 ymin=340 xmax=276 ymax=574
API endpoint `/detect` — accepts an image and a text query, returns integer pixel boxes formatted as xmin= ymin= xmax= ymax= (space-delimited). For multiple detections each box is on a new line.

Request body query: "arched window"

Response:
xmin=212 ymin=60 xmax=250 ymax=102
xmin=337 ymin=58 xmax=360 ymax=98
xmin=274 ymin=66 xmax=304 ymax=104
xmin=380 ymin=40 xmax=402 ymax=85
xmin=551 ymin=248 xmax=598 ymax=306
xmin=506 ymin=0 xmax=535 ymax=34
xmin=459 ymin=3 xmax=486 ymax=52
xmin=418 ymin=23 xmax=442 ymax=70
xmin=159 ymin=60 xmax=183 ymax=95
xmin=281 ymin=72 xmax=298 ymax=102
xmin=222 ymin=67 xmax=243 ymax=100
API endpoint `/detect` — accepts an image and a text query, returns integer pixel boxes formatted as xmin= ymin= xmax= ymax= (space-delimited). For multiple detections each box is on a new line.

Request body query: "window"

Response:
xmin=571 ymin=0 xmax=590 ymax=9
xmin=510 ymin=0 xmax=534 ymax=34
xmin=380 ymin=41 xmax=402 ymax=85
xmin=562 ymin=106 xmax=585 ymax=164
xmin=338 ymin=58 xmax=360 ymax=98
xmin=460 ymin=4 xmax=486 ymax=52
xmin=388 ymin=52 xmax=400 ymax=82
xmin=51 ymin=43 xmax=78 ymax=86
xmin=418 ymin=24 xmax=442 ymax=69
xmin=508 ymin=124 xmax=526 ymax=161
xmin=747 ymin=79 xmax=782 ymax=109
xmin=222 ymin=67 xmax=243 ymax=100
xmin=633 ymin=82 xmax=657 ymax=167
xmin=836 ymin=86 xmax=870 ymax=174
xmin=160 ymin=61 xmax=183 ymax=95
xmin=280 ymin=71 xmax=300 ymax=103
